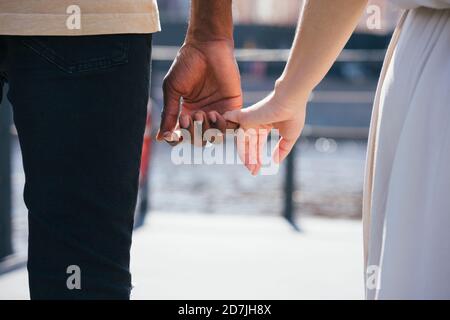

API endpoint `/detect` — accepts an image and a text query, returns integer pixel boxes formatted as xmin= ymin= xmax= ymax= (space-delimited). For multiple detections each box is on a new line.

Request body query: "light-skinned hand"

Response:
xmin=224 ymin=91 xmax=306 ymax=175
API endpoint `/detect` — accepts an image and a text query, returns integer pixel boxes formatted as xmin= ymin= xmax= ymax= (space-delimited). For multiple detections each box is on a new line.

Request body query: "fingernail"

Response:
xmin=180 ymin=115 xmax=190 ymax=129
xmin=209 ymin=113 xmax=217 ymax=124
xmin=163 ymin=131 xmax=174 ymax=142
xmin=194 ymin=113 xmax=204 ymax=123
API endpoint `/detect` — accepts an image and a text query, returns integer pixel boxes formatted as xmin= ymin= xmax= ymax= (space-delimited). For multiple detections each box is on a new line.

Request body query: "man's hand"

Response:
xmin=157 ymin=0 xmax=242 ymax=145
xmin=157 ymin=39 xmax=242 ymax=144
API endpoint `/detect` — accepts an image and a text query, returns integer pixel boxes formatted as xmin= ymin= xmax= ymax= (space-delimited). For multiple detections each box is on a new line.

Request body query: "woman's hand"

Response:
xmin=224 ymin=91 xmax=307 ymax=175
xmin=221 ymin=0 xmax=368 ymax=174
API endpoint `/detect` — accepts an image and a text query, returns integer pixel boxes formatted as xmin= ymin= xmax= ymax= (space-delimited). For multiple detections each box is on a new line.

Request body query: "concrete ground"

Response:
xmin=0 ymin=212 xmax=364 ymax=300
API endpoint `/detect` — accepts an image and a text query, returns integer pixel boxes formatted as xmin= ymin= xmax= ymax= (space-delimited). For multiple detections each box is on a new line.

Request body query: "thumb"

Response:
xmin=157 ymin=82 xmax=181 ymax=142
xmin=223 ymin=109 xmax=241 ymax=125
xmin=229 ymin=97 xmax=282 ymax=128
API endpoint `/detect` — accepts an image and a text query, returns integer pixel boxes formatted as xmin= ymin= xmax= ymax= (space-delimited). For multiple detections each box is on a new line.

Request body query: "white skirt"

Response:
xmin=364 ymin=7 xmax=450 ymax=299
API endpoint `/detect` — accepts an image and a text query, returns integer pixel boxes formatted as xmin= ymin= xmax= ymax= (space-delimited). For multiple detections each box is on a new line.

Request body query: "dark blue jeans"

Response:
xmin=0 ymin=34 xmax=152 ymax=299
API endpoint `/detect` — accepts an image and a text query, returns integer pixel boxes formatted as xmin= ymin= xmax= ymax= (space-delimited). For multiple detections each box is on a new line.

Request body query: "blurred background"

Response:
xmin=0 ymin=0 xmax=401 ymax=299
xmin=149 ymin=0 xmax=399 ymax=219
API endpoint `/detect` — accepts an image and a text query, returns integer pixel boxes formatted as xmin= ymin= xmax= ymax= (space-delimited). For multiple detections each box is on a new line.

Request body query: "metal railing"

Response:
xmin=153 ymin=46 xmax=386 ymax=63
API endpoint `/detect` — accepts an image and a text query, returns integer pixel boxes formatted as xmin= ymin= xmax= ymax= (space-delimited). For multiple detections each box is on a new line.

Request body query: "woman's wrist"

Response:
xmin=273 ymin=78 xmax=311 ymax=110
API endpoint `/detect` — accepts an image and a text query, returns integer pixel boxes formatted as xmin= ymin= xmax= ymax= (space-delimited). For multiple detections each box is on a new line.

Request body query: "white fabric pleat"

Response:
xmin=364 ymin=7 xmax=450 ymax=299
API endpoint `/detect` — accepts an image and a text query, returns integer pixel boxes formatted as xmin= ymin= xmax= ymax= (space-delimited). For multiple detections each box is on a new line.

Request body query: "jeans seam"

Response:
xmin=22 ymin=38 xmax=130 ymax=74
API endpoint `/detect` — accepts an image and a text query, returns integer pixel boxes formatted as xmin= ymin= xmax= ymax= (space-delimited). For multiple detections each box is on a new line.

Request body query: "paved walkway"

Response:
xmin=0 ymin=213 xmax=364 ymax=300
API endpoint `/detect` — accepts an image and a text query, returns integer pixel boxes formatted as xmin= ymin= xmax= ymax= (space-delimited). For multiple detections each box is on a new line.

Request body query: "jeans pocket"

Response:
xmin=21 ymin=34 xmax=130 ymax=74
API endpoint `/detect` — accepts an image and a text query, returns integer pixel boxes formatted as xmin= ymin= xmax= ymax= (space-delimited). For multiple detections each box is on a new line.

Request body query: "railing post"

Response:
xmin=0 ymin=94 xmax=13 ymax=259
xmin=283 ymin=143 xmax=300 ymax=231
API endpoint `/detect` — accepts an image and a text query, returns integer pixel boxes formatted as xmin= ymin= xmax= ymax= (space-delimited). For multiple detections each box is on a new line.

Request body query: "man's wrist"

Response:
xmin=186 ymin=0 xmax=234 ymax=43
xmin=186 ymin=27 xmax=233 ymax=43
